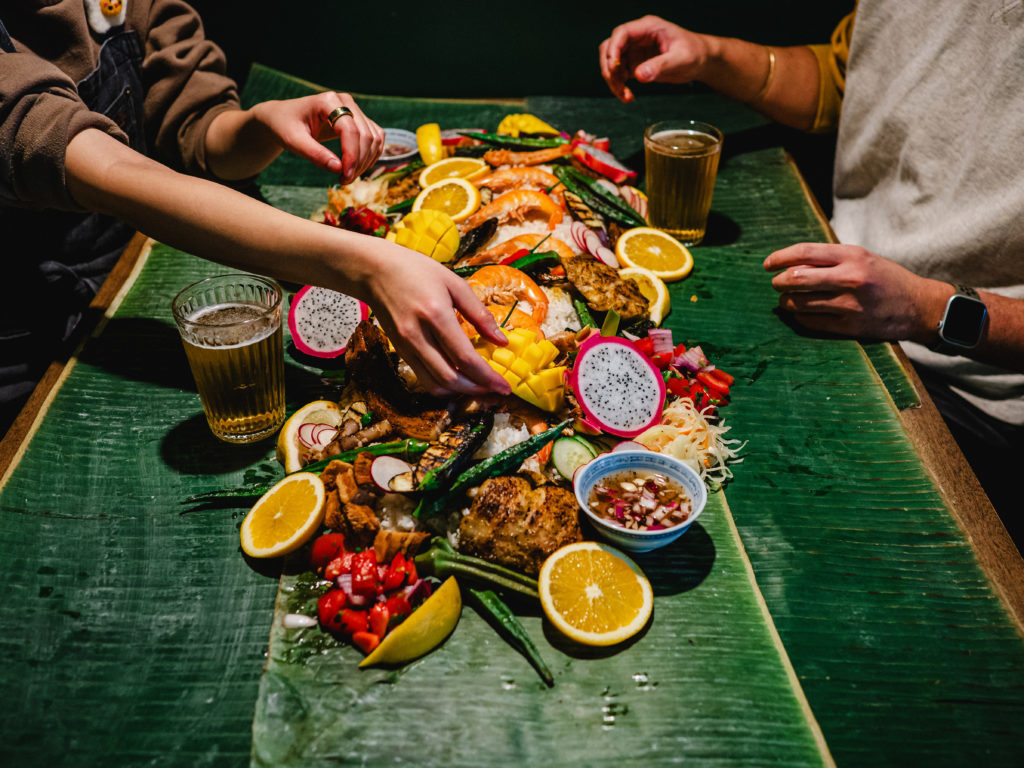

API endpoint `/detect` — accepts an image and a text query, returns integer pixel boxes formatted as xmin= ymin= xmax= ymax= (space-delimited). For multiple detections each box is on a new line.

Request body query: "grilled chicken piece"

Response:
xmin=458 ymin=476 xmax=583 ymax=576
xmin=563 ymin=255 xmax=648 ymax=320
xmin=345 ymin=320 xmax=452 ymax=441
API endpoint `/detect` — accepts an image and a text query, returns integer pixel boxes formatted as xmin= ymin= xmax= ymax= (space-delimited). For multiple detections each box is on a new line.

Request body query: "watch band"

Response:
xmin=929 ymin=284 xmax=987 ymax=354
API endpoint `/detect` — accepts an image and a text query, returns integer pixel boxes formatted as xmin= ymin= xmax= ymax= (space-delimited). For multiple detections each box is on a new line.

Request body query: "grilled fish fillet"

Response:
xmin=563 ymin=255 xmax=648 ymax=320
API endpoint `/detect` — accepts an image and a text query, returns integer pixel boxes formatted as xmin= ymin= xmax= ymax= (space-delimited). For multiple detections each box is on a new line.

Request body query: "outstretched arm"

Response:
xmin=203 ymin=92 xmax=385 ymax=185
xmin=65 ymin=127 xmax=510 ymax=396
xmin=599 ymin=15 xmax=820 ymax=131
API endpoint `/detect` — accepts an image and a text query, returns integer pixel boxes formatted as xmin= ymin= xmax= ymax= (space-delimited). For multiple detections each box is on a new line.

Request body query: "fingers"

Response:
xmin=763 ymin=243 xmax=846 ymax=272
xmin=325 ymin=93 xmax=384 ymax=184
xmin=599 ymin=38 xmax=633 ymax=102
xmin=449 ymin=276 xmax=507 ymax=347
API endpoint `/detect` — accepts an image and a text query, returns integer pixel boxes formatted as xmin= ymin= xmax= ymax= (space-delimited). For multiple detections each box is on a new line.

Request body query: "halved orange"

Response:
xmin=240 ymin=472 xmax=325 ymax=558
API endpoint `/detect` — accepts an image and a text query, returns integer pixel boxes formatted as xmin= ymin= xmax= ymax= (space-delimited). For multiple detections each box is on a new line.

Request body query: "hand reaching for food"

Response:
xmin=360 ymin=240 xmax=511 ymax=397
xmin=599 ymin=15 xmax=711 ymax=103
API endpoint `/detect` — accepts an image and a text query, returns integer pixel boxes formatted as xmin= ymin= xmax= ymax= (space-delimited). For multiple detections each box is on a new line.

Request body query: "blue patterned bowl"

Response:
xmin=573 ymin=451 xmax=707 ymax=553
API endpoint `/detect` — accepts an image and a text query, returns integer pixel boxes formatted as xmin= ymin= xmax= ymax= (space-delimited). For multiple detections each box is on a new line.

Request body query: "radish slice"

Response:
xmin=594 ymin=178 xmax=621 ymax=198
xmin=370 ymin=455 xmax=415 ymax=493
xmin=612 ymin=441 xmax=649 ymax=452
xmin=569 ymin=221 xmax=590 ymax=252
xmin=311 ymin=425 xmax=339 ymax=448
xmin=594 ymin=245 xmax=619 ymax=268
xmin=297 ymin=423 xmax=319 ymax=448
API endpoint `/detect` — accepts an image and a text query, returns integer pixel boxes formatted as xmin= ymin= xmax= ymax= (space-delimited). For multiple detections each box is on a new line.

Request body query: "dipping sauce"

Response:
xmin=382 ymin=142 xmax=414 ymax=158
xmin=588 ymin=470 xmax=692 ymax=531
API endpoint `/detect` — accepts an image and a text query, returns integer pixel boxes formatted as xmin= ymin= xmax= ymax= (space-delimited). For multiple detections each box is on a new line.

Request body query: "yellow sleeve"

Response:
xmin=807 ymin=10 xmax=854 ymax=134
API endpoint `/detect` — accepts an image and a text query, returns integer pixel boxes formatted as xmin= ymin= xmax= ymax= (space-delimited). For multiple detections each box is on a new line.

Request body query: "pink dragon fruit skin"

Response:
xmin=287 ymin=285 xmax=369 ymax=358
xmin=567 ymin=334 xmax=666 ymax=438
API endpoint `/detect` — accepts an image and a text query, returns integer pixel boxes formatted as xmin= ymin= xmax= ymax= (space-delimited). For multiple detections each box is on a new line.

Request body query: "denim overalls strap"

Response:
xmin=0 ymin=27 xmax=147 ymax=427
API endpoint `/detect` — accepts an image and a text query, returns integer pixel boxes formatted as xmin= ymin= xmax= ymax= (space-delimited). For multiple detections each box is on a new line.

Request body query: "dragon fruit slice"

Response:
xmin=568 ymin=335 xmax=665 ymax=438
xmin=287 ymin=285 xmax=369 ymax=358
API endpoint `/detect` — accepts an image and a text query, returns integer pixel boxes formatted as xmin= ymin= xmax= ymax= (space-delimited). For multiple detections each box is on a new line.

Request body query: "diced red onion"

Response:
xmin=649 ymin=328 xmax=673 ymax=355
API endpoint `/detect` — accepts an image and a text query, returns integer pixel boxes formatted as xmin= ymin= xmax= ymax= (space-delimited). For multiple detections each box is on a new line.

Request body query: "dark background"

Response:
xmin=190 ymin=1 xmax=855 ymax=211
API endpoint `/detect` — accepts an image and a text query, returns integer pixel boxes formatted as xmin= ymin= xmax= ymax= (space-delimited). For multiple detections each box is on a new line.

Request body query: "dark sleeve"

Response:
xmin=0 ymin=48 xmax=128 ymax=211
xmin=141 ymin=0 xmax=241 ymax=176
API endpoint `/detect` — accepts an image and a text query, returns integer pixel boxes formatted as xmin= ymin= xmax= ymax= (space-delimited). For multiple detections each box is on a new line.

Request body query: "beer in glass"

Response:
xmin=172 ymin=274 xmax=285 ymax=443
xmin=644 ymin=121 xmax=723 ymax=246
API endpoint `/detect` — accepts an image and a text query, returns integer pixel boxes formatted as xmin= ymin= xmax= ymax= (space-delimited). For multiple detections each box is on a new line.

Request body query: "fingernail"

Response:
xmin=494 ymin=328 xmax=507 ymax=343
xmin=327 ymin=157 xmax=341 ymax=173
xmin=636 ymin=65 xmax=651 ymax=80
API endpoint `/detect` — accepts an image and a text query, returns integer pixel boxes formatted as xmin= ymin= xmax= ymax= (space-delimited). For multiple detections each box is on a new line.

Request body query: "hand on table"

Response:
xmin=599 ymin=15 xmax=711 ymax=102
xmin=763 ymin=243 xmax=949 ymax=343
xmin=250 ymin=92 xmax=384 ymax=184
xmin=360 ymin=241 xmax=512 ymax=398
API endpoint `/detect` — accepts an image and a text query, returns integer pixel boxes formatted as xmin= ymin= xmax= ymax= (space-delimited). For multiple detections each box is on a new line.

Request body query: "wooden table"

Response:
xmin=2 ymin=70 xmax=1021 ymax=767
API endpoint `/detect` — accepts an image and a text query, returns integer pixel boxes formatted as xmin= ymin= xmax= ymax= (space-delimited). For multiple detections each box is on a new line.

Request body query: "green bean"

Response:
xmin=573 ymin=298 xmax=597 ymax=328
xmin=470 ymin=588 xmax=554 ymax=687
xmin=414 ymin=539 xmax=539 ymax=599
xmin=448 ymin=419 xmax=572 ymax=496
xmin=553 ymin=167 xmax=645 ymax=228
xmin=457 ymin=131 xmax=567 ymax=149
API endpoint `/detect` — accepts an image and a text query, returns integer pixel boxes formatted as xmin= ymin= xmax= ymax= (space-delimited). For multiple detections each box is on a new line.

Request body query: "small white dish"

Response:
xmin=380 ymin=128 xmax=417 ymax=163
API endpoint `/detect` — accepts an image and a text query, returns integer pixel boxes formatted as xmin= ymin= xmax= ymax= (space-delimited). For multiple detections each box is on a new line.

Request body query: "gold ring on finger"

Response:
xmin=327 ymin=106 xmax=354 ymax=126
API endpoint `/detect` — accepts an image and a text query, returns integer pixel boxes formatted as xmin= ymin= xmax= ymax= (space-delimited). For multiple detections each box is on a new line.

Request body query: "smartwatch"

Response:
xmin=929 ymin=284 xmax=988 ymax=354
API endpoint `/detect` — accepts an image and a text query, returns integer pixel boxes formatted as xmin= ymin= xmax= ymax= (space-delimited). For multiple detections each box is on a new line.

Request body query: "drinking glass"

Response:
xmin=171 ymin=274 xmax=286 ymax=444
xmin=644 ymin=120 xmax=723 ymax=246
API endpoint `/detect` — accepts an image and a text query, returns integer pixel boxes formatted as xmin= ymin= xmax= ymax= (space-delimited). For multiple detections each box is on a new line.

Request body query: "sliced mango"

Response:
xmin=386 ymin=209 xmax=460 ymax=263
xmin=474 ymin=327 xmax=565 ymax=412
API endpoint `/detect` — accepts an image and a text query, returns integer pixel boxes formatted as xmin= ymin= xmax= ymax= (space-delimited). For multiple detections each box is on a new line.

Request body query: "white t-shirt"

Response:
xmin=831 ymin=0 xmax=1024 ymax=424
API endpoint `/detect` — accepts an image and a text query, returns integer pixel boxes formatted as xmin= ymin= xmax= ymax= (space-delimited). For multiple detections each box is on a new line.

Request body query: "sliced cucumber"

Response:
xmin=551 ymin=436 xmax=598 ymax=481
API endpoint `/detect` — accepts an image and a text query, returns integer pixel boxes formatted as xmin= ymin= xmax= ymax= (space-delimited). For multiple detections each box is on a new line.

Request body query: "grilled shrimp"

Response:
xmin=458 ymin=233 xmax=577 ymax=267
xmin=483 ymin=144 xmax=573 ymax=167
xmin=466 ymin=265 xmax=549 ymax=324
xmin=474 ymin=167 xmax=566 ymax=209
xmin=460 ymin=303 xmax=545 ymax=339
xmin=463 ymin=189 xmax=563 ymax=231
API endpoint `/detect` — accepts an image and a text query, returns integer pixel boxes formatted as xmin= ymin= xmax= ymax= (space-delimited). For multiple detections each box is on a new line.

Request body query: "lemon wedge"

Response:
xmin=416 ymin=123 xmax=444 ymax=165
xmin=275 ymin=400 xmax=343 ymax=473
xmin=359 ymin=576 xmax=462 ymax=667
xmin=615 ymin=227 xmax=694 ymax=282
xmin=240 ymin=473 xmax=326 ymax=559
xmin=538 ymin=542 xmax=653 ymax=646
xmin=618 ymin=266 xmax=670 ymax=325
xmin=418 ymin=157 xmax=488 ymax=188
xmin=412 ymin=177 xmax=480 ymax=223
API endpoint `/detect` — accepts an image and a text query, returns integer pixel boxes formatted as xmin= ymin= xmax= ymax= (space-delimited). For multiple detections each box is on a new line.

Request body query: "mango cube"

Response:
xmin=473 ymin=327 xmax=566 ymax=412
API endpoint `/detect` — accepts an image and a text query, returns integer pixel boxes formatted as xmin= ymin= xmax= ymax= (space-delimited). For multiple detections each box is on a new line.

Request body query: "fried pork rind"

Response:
xmin=373 ymin=529 xmax=430 ymax=564
xmin=458 ymin=476 xmax=583 ymax=576
xmin=321 ymin=459 xmax=380 ymax=549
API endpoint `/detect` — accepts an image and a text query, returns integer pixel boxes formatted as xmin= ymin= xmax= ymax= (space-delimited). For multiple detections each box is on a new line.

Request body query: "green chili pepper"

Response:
xmin=470 ymin=587 xmax=554 ymax=687
xmin=415 ymin=414 xmax=494 ymax=492
xmin=457 ymin=131 xmax=568 ymax=149
xmin=448 ymin=419 xmax=571 ymax=497
xmin=414 ymin=538 xmax=539 ymax=599
xmin=573 ymin=298 xmax=597 ymax=328
xmin=509 ymin=251 xmax=561 ymax=274
xmin=386 ymin=197 xmax=415 ymax=215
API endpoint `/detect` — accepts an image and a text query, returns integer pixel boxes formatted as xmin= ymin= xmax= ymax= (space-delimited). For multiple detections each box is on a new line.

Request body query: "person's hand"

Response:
xmin=359 ymin=240 xmax=512 ymax=398
xmin=599 ymin=15 xmax=711 ymax=102
xmin=250 ymin=92 xmax=384 ymax=184
xmin=763 ymin=243 xmax=949 ymax=342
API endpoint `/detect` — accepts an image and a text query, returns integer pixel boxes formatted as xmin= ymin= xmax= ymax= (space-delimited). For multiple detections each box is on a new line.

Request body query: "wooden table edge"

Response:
xmin=789 ymin=152 xmax=1024 ymax=635
xmin=0 ymin=232 xmax=151 ymax=486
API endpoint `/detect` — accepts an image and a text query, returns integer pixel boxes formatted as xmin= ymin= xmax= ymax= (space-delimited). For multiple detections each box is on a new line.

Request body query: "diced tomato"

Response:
xmin=351 ymin=549 xmax=379 ymax=600
xmin=310 ymin=533 xmax=347 ymax=572
xmin=317 ymin=590 xmax=348 ymax=632
xmin=707 ymin=368 xmax=734 ymax=387
xmin=382 ymin=552 xmax=409 ymax=591
xmin=384 ymin=595 xmax=412 ymax=631
xmin=406 ymin=558 xmax=418 ymax=584
xmin=635 ymin=336 xmax=655 ymax=357
xmin=696 ymin=371 xmax=730 ymax=399
xmin=667 ymin=377 xmax=691 ymax=398
xmin=324 ymin=551 xmax=355 ymax=580
xmin=338 ymin=608 xmax=369 ymax=636
xmin=352 ymin=631 xmax=380 ymax=654
xmin=369 ymin=602 xmax=390 ymax=638
xmin=549 ymin=265 xmax=565 ymax=277
xmin=650 ymin=352 xmax=672 ymax=370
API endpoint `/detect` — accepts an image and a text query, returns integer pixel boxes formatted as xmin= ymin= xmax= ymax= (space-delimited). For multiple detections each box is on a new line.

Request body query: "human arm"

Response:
xmin=65 ymin=127 xmax=510 ymax=396
xmin=599 ymin=14 xmax=821 ymax=131
xmin=763 ymin=244 xmax=1024 ymax=373
xmin=203 ymin=92 xmax=385 ymax=185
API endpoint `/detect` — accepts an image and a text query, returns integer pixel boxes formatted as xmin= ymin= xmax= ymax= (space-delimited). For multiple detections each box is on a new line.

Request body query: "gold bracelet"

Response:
xmin=751 ymin=46 xmax=776 ymax=103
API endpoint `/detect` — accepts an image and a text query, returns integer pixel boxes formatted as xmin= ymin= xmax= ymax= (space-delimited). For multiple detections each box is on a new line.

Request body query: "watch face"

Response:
xmin=942 ymin=295 xmax=988 ymax=347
